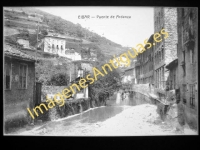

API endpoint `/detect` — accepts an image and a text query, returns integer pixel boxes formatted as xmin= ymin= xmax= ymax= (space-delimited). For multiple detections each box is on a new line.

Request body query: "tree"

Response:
xmin=41 ymin=29 xmax=48 ymax=36
xmin=35 ymin=58 xmax=71 ymax=86
xmin=89 ymin=52 xmax=122 ymax=104
xmin=48 ymin=73 xmax=69 ymax=86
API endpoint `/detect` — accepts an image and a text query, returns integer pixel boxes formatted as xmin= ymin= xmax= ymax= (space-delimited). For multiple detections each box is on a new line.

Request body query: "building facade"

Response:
xmin=4 ymin=44 xmax=36 ymax=125
xmin=154 ymin=7 xmax=178 ymax=99
xmin=43 ymin=35 xmax=82 ymax=61
xmin=123 ymin=59 xmax=137 ymax=85
xmin=165 ymin=58 xmax=178 ymax=91
xmin=135 ymin=34 xmax=154 ymax=85
xmin=177 ymin=7 xmax=198 ymax=129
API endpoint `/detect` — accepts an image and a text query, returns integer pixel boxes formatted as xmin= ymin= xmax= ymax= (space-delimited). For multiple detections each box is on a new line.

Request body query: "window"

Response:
xmin=181 ymin=25 xmax=184 ymax=46
xmin=190 ymin=84 xmax=195 ymax=108
xmin=47 ymin=44 xmax=51 ymax=52
xmin=182 ymin=84 xmax=187 ymax=104
xmin=162 ymin=67 xmax=165 ymax=88
xmin=174 ymin=74 xmax=176 ymax=89
xmin=57 ymin=45 xmax=59 ymax=49
xmin=182 ymin=51 xmax=186 ymax=76
xmin=190 ymin=50 xmax=194 ymax=64
xmin=189 ymin=12 xmax=194 ymax=37
xmin=19 ymin=64 xmax=27 ymax=89
xmin=5 ymin=63 xmax=12 ymax=90
xmin=161 ymin=45 xmax=164 ymax=60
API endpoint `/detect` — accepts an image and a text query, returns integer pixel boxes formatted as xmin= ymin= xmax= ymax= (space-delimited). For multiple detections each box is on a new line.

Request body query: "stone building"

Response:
xmin=177 ymin=7 xmax=198 ymax=129
xmin=165 ymin=58 xmax=178 ymax=91
xmin=135 ymin=34 xmax=154 ymax=85
xmin=154 ymin=7 xmax=178 ymax=99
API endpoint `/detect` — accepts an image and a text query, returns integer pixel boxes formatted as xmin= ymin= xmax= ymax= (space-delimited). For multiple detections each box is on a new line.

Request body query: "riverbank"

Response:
xmin=90 ymin=104 xmax=197 ymax=136
xmin=13 ymin=104 xmax=197 ymax=136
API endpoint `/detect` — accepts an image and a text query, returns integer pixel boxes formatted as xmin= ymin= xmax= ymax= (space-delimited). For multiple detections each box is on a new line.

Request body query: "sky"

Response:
xmin=37 ymin=7 xmax=154 ymax=47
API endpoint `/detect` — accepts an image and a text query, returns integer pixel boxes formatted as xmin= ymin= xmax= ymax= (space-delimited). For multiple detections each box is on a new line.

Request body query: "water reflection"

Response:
xmin=35 ymin=106 xmax=129 ymax=132
xmin=62 ymin=106 xmax=128 ymax=124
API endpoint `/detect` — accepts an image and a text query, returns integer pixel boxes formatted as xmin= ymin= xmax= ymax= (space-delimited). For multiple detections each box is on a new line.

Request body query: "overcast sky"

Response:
xmin=37 ymin=7 xmax=154 ymax=47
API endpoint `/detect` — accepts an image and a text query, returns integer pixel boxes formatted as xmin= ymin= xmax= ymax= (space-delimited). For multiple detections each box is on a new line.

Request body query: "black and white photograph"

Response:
xmin=3 ymin=6 xmax=198 ymax=136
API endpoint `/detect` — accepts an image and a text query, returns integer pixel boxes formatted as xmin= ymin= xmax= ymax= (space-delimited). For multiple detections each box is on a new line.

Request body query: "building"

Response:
xmin=4 ymin=44 xmax=36 ymax=126
xmin=135 ymin=34 xmax=154 ymax=85
xmin=113 ymin=56 xmax=130 ymax=68
xmin=43 ymin=35 xmax=66 ymax=55
xmin=17 ymin=37 xmax=30 ymax=49
xmin=154 ymin=7 xmax=178 ymax=99
xmin=165 ymin=58 xmax=178 ymax=91
xmin=177 ymin=7 xmax=198 ymax=129
xmin=43 ymin=34 xmax=82 ymax=61
xmin=65 ymin=48 xmax=82 ymax=61
xmin=123 ymin=58 xmax=137 ymax=85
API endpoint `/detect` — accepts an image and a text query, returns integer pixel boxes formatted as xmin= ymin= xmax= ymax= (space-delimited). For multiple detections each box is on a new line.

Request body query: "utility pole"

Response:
xmin=69 ymin=64 xmax=71 ymax=82
xmin=35 ymin=22 xmax=39 ymax=62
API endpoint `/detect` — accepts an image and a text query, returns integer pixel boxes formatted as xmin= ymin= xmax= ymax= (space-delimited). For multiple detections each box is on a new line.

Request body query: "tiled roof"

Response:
xmin=4 ymin=44 xmax=35 ymax=61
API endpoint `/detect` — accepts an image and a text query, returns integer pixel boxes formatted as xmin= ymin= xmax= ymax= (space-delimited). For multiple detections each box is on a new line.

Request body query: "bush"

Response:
xmin=48 ymin=73 xmax=69 ymax=86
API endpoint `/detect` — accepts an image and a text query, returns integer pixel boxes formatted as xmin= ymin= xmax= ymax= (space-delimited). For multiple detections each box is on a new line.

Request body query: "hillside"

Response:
xmin=4 ymin=7 xmax=128 ymax=58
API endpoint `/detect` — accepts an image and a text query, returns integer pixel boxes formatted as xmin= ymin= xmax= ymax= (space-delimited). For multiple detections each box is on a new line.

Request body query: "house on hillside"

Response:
xmin=4 ymin=44 xmax=36 ymax=128
xmin=43 ymin=34 xmax=82 ymax=60
xmin=17 ymin=37 xmax=30 ymax=49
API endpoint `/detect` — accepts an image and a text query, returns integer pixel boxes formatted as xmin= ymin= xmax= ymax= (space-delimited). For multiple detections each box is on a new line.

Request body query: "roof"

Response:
xmin=144 ymin=34 xmax=154 ymax=48
xmin=165 ymin=58 xmax=178 ymax=69
xmin=45 ymin=35 xmax=67 ymax=40
xmin=4 ymin=44 xmax=35 ymax=61
xmin=124 ymin=66 xmax=135 ymax=71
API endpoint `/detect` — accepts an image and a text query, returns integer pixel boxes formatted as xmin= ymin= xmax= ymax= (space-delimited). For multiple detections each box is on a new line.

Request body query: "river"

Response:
xmin=10 ymin=92 xmax=197 ymax=136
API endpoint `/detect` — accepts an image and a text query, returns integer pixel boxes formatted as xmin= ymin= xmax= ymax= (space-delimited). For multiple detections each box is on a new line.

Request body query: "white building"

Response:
xmin=17 ymin=38 xmax=30 ymax=48
xmin=113 ymin=56 xmax=129 ymax=68
xmin=122 ymin=59 xmax=137 ymax=84
xmin=43 ymin=35 xmax=81 ymax=61
xmin=64 ymin=49 xmax=81 ymax=61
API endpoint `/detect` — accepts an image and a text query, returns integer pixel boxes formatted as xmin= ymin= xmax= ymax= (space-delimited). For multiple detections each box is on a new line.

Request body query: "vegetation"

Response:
xmin=89 ymin=53 xmax=122 ymax=103
xmin=5 ymin=7 xmax=128 ymax=55
xmin=48 ymin=73 xmax=69 ymax=86
xmin=35 ymin=58 xmax=72 ymax=86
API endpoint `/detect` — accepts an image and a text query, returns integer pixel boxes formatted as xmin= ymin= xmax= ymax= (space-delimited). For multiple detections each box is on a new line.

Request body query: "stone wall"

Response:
xmin=164 ymin=8 xmax=178 ymax=65
xmin=41 ymin=86 xmax=68 ymax=102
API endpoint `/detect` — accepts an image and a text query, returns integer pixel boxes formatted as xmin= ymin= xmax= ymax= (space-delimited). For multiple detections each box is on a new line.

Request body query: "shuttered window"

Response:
xmin=5 ymin=63 xmax=12 ymax=90
xmin=19 ymin=64 xmax=28 ymax=89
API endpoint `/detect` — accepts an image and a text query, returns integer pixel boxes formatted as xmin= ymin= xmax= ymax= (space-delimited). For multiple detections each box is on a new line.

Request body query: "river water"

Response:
xmin=15 ymin=92 xmax=197 ymax=135
xmin=15 ymin=92 xmax=132 ymax=135
xmin=28 ymin=105 xmax=130 ymax=133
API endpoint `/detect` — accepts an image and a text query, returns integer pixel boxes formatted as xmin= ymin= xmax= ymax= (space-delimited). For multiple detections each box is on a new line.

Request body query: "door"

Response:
xmin=35 ymin=82 xmax=42 ymax=105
